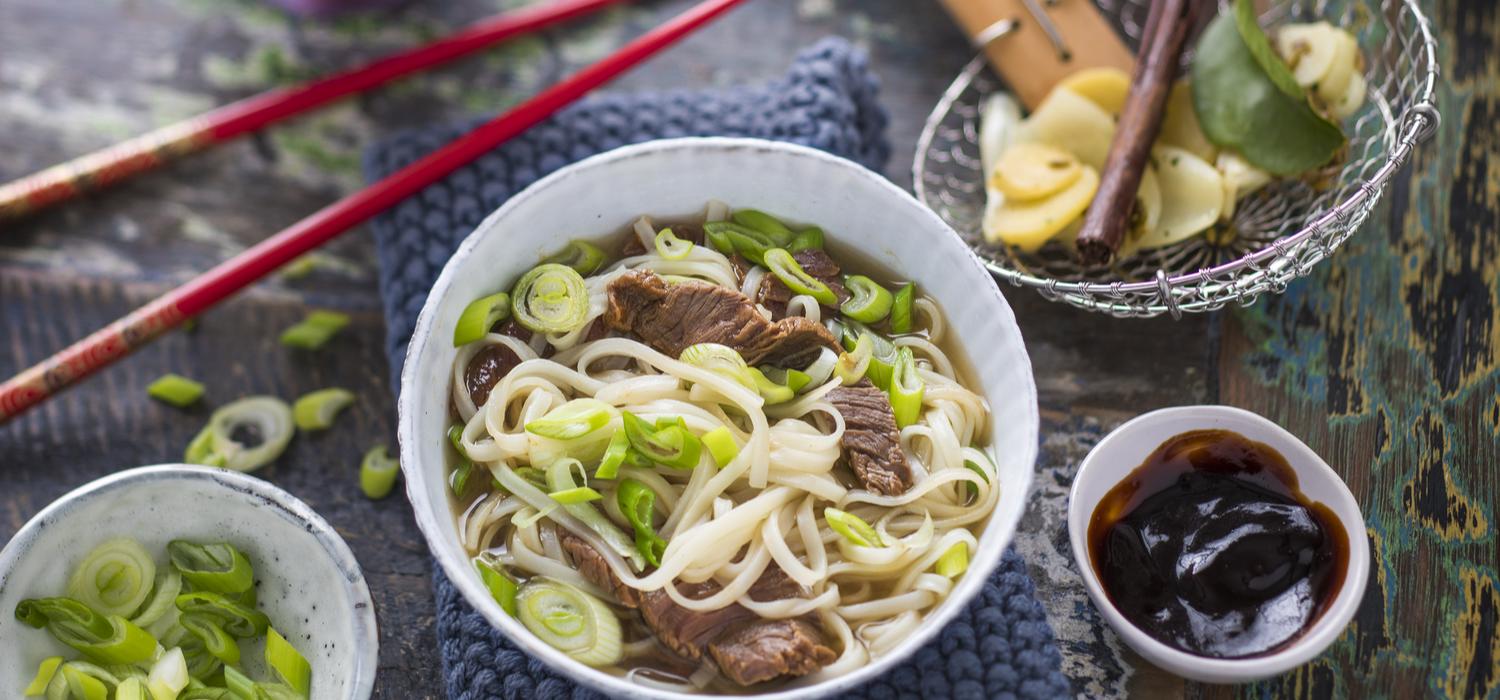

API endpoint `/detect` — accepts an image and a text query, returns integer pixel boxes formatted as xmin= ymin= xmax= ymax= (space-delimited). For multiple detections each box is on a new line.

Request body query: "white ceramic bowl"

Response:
xmin=398 ymin=137 xmax=1040 ymax=698
xmin=1067 ymin=405 xmax=1370 ymax=684
xmin=0 ymin=465 xmax=379 ymax=698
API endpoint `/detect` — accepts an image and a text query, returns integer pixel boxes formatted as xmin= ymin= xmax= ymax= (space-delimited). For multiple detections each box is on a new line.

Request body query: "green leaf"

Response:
xmin=1233 ymin=0 xmax=1303 ymax=99
xmin=1191 ymin=9 xmax=1344 ymax=176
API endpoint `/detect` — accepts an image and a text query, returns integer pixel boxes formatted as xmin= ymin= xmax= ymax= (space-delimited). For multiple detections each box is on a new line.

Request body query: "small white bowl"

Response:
xmin=398 ymin=137 xmax=1040 ymax=698
xmin=1067 ymin=405 xmax=1369 ymax=684
xmin=0 ymin=465 xmax=379 ymax=698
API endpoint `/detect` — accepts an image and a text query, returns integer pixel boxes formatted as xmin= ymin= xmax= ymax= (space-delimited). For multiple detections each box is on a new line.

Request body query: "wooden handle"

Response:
xmin=936 ymin=0 xmax=1133 ymax=109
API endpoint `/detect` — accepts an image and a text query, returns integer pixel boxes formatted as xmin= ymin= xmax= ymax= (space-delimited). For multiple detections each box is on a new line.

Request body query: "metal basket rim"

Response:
xmin=912 ymin=0 xmax=1441 ymax=305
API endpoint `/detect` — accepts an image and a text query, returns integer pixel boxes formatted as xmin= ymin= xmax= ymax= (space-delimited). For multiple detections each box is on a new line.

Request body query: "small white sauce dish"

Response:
xmin=1067 ymin=405 xmax=1369 ymax=684
xmin=0 ymin=464 xmax=379 ymax=698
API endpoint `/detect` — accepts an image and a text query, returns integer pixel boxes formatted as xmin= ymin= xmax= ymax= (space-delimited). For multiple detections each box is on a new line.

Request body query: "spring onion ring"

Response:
xmin=525 ymin=398 xmax=615 ymax=440
xmin=653 ymin=228 xmax=694 ymax=260
xmin=679 ymin=343 xmax=756 ymax=390
xmin=825 ymin=508 xmax=885 ymax=548
xmin=542 ymin=240 xmax=608 ymax=276
xmin=550 ymin=486 xmax=604 ymax=505
xmin=700 ymin=426 xmax=739 ymax=468
xmin=23 ymin=656 xmax=63 ymax=696
xmin=544 ymin=459 xmax=644 ymax=570
xmin=730 ymin=209 xmax=796 ymax=245
xmin=890 ymin=347 xmax=925 ymax=428
xmin=146 ymin=647 xmax=189 ymax=700
xmin=621 ymin=412 xmax=701 ymax=470
xmin=511 ymin=263 xmax=589 ymax=334
xmin=935 ymin=542 xmax=969 ymax=578
xmin=66 ymin=539 xmax=156 ymax=618
xmin=224 ymin=665 xmax=255 ymax=698
xmin=788 ymin=226 xmax=825 ymax=252
xmin=360 ymin=445 xmax=401 ymax=500
xmin=265 ymin=627 xmax=311 ymax=695
xmin=183 ymin=426 xmax=226 ymax=468
xmin=475 ymin=557 xmax=519 ymax=616
xmin=516 ymin=578 xmax=623 ymax=666
xmin=253 ymin=684 xmax=302 ymax=700
xmin=618 ymin=479 xmax=667 ymax=566
xmin=453 ymin=292 xmax=511 ymax=347
xmin=291 ymin=387 xmax=355 ymax=431
xmin=841 ymin=323 xmax=900 ymax=389
xmin=840 ymin=275 xmax=894 ymax=324
xmin=279 ymin=310 xmax=349 ymax=351
xmin=763 ymin=248 xmax=837 ymax=307
xmin=147 ymin=374 xmax=205 ymax=408
xmin=167 ymin=541 xmax=253 ymax=596
xmin=192 ymin=396 xmax=295 ymax=473
xmin=175 ymin=592 xmax=269 ymax=638
xmin=15 ymin=598 xmax=157 ymax=664
xmin=890 ymin=282 xmax=915 ymax=333
xmin=117 ymin=677 xmax=148 ymax=700
xmin=703 ymin=222 xmax=777 ymax=265
xmin=60 ymin=665 xmax=110 ymax=700
xmin=748 ymin=367 xmax=794 ymax=405
xmin=835 ymin=335 xmax=873 ymax=386
xmin=129 ymin=570 xmax=182 ymax=628
xmin=594 ymin=429 xmax=634 ymax=480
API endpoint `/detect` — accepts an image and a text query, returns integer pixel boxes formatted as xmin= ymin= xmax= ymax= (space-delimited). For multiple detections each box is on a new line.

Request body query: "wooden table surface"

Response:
xmin=1 ymin=1 xmax=1494 ymax=698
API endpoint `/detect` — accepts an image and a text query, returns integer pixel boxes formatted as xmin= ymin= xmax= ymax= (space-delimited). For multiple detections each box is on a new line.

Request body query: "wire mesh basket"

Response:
xmin=914 ymin=0 xmax=1440 ymax=318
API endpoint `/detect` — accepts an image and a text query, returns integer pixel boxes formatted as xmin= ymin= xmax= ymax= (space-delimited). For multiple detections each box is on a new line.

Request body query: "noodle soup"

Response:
xmin=443 ymin=203 xmax=1000 ymax=692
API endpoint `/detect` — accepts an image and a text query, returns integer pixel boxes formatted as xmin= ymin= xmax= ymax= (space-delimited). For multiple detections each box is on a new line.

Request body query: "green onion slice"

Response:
xmin=266 ymin=627 xmax=311 ymax=695
xmin=279 ymin=310 xmax=350 ymax=351
xmin=475 ymin=557 xmax=519 ymax=617
xmin=835 ymin=334 xmax=873 ymax=386
xmin=550 ymin=486 xmax=603 ymax=505
xmin=147 ymin=374 xmax=205 ymax=408
xmin=192 ymin=396 xmax=295 ymax=473
xmin=544 ymin=459 xmax=644 ymax=571
xmin=679 ymin=343 xmax=756 ymax=391
xmin=129 ymin=570 xmax=182 ymax=628
xmin=525 ymin=398 xmax=615 ymax=441
xmin=890 ymin=347 xmax=925 ymax=428
xmin=292 ymin=387 xmax=355 ymax=431
xmin=936 ymin=542 xmax=969 ymax=578
xmin=594 ymin=429 xmax=631 ymax=480
xmin=701 ymin=426 xmax=739 ymax=469
xmin=448 ymin=425 xmax=474 ymax=495
xmin=23 ymin=656 xmax=63 ymax=696
xmin=516 ymin=579 xmax=623 ymax=667
xmin=825 ymin=508 xmax=885 ymax=548
xmin=840 ymin=322 xmax=899 ymax=389
xmin=14 ymin=598 xmax=157 ymax=664
xmin=787 ymin=226 xmax=825 ymax=252
xmin=511 ymin=263 xmax=589 ymax=334
xmin=453 ymin=292 xmax=511 ymax=347
xmin=360 ymin=445 xmax=401 ymax=500
xmin=542 ymin=240 xmax=608 ymax=276
xmin=890 ymin=282 xmax=916 ymax=333
xmin=962 ymin=448 xmax=995 ymax=501
xmin=184 ymin=426 xmax=225 ymax=468
xmin=763 ymin=248 xmax=837 ymax=307
xmin=253 ymin=684 xmax=303 ymax=700
xmin=175 ymin=592 xmax=269 ymax=638
xmin=224 ymin=665 xmax=256 ymax=699
xmin=653 ymin=227 xmax=694 ymax=260
xmin=147 ymin=647 xmax=189 ymax=700
xmin=66 ymin=538 xmax=156 ymax=618
xmin=117 ymin=676 xmax=148 ymax=700
xmin=61 ymin=665 xmax=110 ymax=700
xmin=621 ymin=412 xmax=701 ymax=470
xmin=617 ymin=478 xmax=667 ymax=566
xmin=759 ymin=367 xmax=811 ymax=394
xmin=702 ymin=222 xmax=778 ymax=265
xmin=167 ymin=541 xmax=254 ymax=596
xmin=730 ymin=209 xmax=796 ymax=245
xmin=841 ymin=275 xmax=894 ymax=324
xmin=748 ymin=367 xmax=794 ymax=405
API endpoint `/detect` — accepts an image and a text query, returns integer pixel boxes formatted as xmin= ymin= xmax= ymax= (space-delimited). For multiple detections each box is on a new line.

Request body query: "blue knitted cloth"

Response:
xmin=364 ymin=38 xmax=1069 ymax=700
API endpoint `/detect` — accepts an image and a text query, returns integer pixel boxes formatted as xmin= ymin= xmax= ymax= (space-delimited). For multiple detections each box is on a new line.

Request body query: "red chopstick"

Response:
xmin=0 ymin=0 xmax=625 ymax=222
xmin=0 ymin=0 xmax=749 ymax=424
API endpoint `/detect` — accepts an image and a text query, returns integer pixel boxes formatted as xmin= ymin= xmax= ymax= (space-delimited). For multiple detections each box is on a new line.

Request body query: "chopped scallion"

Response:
xmin=763 ymin=248 xmax=837 ymax=306
xmin=549 ymin=486 xmax=603 ymax=505
xmin=841 ymin=275 xmax=894 ymax=324
xmin=292 ymin=387 xmax=355 ymax=431
xmin=824 ymin=508 xmax=884 ymax=548
xmin=617 ymin=479 xmax=666 ymax=567
xmin=167 ymin=541 xmax=254 ymax=596
xmin=66 ymin=538 xmax=156 ymax=618
xmin=453 ymin=292 xmax=511 ymax=347
xmin=890 ymin=282 xmax=916 ymax=333
xmin=936 ymin=542 xmax=969 ymax=578
xmin=730 ymin=209 xmax=796 ymax=245
xmin=147 ymin=374 xmax=205 ymax=408
xmin=279 ymin=310 xmax=349 ymax=350
xmin=787 ymin=226 xmax=825 ymax=252
xmin=621 ymin=412 xmax=701 ymax=470
xmin=835 ymin=334 xmax=873 ymax=386
xmin=516 ymin=579 xmax=622 ymax=666
xmin=475 ymin=557 xmax=519 ymax=617
xmin=542 ymin=240 xmax=608 ymax=276
xmin=594 ymin=429 xmax=631 ymax=480
xmin=748 ymin=367 xmax=794 ymax=404
xmin=653 ymin=227 xmax=694 ymax=260
xmin=679 ymin=343 xmax=756 ymax=391
xmin=265 ymin=627 xmax=311 ymax=695
xmin=524 ymin=398 xmax=614 ymax=440
xmin=702 ymin=222 xmax=777 ymax=265
xmin=511 ymin=263 xmax=589 ymax=334
xmin=701 ymin=426 xmax=739 ymax=468
xmin=889 ymin=347 xmax=925 ymax=428
xmin=22 ymin=656 xmax=62 ymax=696
xmin=360 ymin=445 xmax=400 ymax=500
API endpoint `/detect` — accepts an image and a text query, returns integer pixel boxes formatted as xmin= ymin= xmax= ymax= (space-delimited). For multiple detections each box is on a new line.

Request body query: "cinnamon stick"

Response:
xmin=1075 ymin=0 xmax=1201 ymax=266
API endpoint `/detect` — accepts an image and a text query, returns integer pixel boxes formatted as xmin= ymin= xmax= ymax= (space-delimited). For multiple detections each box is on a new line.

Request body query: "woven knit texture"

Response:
xmin=364 ymin=37 xmax=1069 ymax=700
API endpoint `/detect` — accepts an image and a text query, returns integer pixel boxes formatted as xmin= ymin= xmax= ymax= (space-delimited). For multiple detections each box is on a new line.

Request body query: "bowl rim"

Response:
xmin=397 ymin=136 xmax=1040 ymax=698
xmin=1065 ymin=404 xmax=1371 ymax=683
xmin=0 ymin=464 xmax=380 ymax=699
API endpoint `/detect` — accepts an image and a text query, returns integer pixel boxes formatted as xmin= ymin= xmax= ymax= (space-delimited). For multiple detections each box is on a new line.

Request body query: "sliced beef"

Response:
xmin=711 ymin=618 xmax=838 ymax=686
xmin=464 ymin=344 xmax=521 ymax=407
xmin=622 ymin=222 xmax=706 ymax=257
xmin=757 ymin=249 xmax=848 ymax=309
xmin=605 ymin=270 xmax=838 ymax=367
xmin=561 ymin=532 xmax=836 ymax=685
xmin=828 ymin=379 xmax=913 ymax=495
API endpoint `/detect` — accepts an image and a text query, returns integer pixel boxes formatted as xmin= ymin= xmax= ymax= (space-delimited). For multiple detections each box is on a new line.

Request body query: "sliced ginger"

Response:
xmin=984 ymin=165 xmax=1100 ymax=252
xmin=992 ymin=143 xmax=1084 ymax=201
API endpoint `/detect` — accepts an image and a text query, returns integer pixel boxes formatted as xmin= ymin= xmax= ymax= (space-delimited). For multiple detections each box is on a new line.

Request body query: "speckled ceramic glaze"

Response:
xmin=1068 ymin=405 xmax=1370 ymax=683
xmin=398 ymin=137 xmax=1040 ymax=698
xmin=0 ymin=465 xmax=378 ymax=698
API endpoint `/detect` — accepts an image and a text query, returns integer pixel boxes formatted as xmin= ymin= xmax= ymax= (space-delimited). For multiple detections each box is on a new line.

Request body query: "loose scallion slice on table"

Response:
xmin=653 ymin=227 xmax=694 ymax=260
xmin=511 ymin=263 xmax=589 ymax=334
xmin=889 ymin=282 xmax=916 ymax=334
xmin=291 ymin=387 xmax=355 ymax=431
xmin=23 ymin=656 xmax=63 ymax=695
xmin=265 ymin=627 xmax=311 ymax=695
xmin=824 ymin=508 xmax=885 ymax=548
xmin=452 ymin=292 xmax=511 ymax=347
xmin=147 ymin=374 xmax=205 ymax=408
xmin=278 ymin=310 xmax=349 ymax=350
xmin=525 ymin=398 xmax=615 ymax=440
xmin=516 ymin=579 xmax=623 ymax=667
xmin=763 ymin=248 xmax=837 ymax=307
xmin=701 ymin=426 xmax=739 ymax=468
xmin=279 ymin=255 xmax=320 ymax=280
xmin=702 ymin=222 xmax=778 ymax=265
xmin=841 ymin=275 xmax=893 ymax=324
xmin=360 ymin=445 xmax=400 ymax=499
xmin=730 ymin=209 xmax=796 ymax=245
xmin=66 ymin=538 xmax=156 ymax=618
xmin=475 ymin=557 xmax=519 ymax=617
xmin=617 ymin=478 xmax=668 ymax=566
xmin=936 ymin=542 xmax=969 ymax=578
xmin=621 ymin=412 xmax=701 ymax=470
xmin=183 ymin=396 xmax=295 ymax=472
xmin=889 ymin=346 xmax=925 ymax=428
xmin=15 ymin=598 xmax=157 ymax=664
xmin=787 ymin=226 xmax=824 ymax=252
xmin=167 ymin=541 xmax=253 ymax=596
xmin=542 ymin=240 xmax=608 ymax=276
